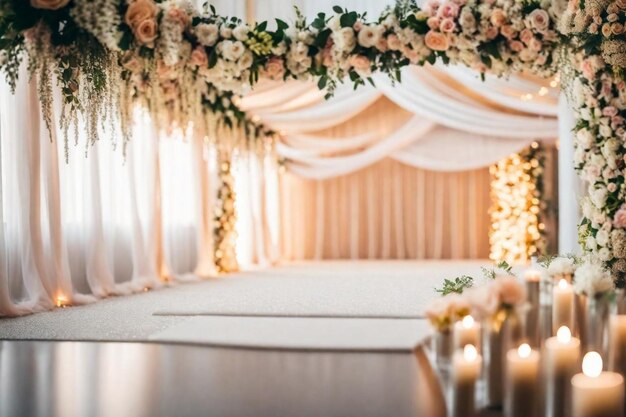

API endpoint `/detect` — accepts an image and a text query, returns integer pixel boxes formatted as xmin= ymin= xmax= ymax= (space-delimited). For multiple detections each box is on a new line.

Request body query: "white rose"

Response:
xmin=582 ymin=198 xmax=594 ymax=218
xmin=196 ymin=23 xmax=219 ymax=46
xmin=333 ymin=27 xmax=356 ymax=52
xmin=599 ymin=247 xmax=612 ymax=261
xmin=576 ymin=128 xmax=594 ymax=148
xmin=586 ymin=236 xmax=598 ymax=250
xmin=238 ymin=50 xmax=253 ymax=69
xmin=233 ymin=24 xmax=249 ymax=41
xmin=220 ymin=26 xmax=233 ymax=38
xmin=590 ymin=186 xmax=608 ymax=208
xmin=328 ymin=15 xmax=341 ymax=31
xmin=272 ymin=41 xmax=287 ymax=55
xmin=221 ymin=40 xmax=245 ymax=61
xmin=597 ymin=229 xmax=610 ymax=246
xmin=357 ymin=24 xmax=382 ymax=48
xmin=600 ymin=124 xmax=613 ymax=138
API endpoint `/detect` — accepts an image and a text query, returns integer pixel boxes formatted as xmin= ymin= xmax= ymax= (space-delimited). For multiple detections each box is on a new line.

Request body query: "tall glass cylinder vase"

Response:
xmin=432 ymin=329 xmax=453 ymax=371
xmin=576 ymin=293 xmax=611 ymax=356
xmin=483 ymin=308 xmax=523 ymax=408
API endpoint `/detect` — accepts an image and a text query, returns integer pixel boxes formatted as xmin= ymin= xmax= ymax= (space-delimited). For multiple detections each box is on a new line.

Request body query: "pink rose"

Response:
xmin=586 ymin=165 xmax=601 ymax=181
xmin=440 ymin=18 xmax=456 ymax=33
xmin=603 ymin=106 xmax=618 ymax=117
xmin=529 ymin=37 xmax=542 ymax=52
xmin=427 ymin=17 xmax=441 ymax=30
xmin=30 ymin=0 xmax=69 ymax=9
xmin=262 ymin=57 xmax=285 ymax=80
xmin=353 ymin=21 xmax=363 ymax=32
xmin=509 ymin=40 xmax=524 ymax=52
xmin=190 ymin=46 xmax=208 ymax=67
xmin=424 ymin=30 xmax=450 ymax=51
xmin=485 ymin=26 xmax=499 ymax=39
xmin=520 ymin=28 xmax=533 ymax=45
xmin=387 ymin=34 xmax=402 ymax=51
xmin=614 ymin=206 xmax=626 ymax=228
xmin=135 ymin=19 xmax=158 ymax=47
xmin=528 ymin=9 xmax=550 ymax=33
xmin=437 ymin=1 xmax=460 ymax=18
xmin=581 ymin=60 xmax=596 ymax=79
xmin=349 ymin=55 xmax=372 ymax=75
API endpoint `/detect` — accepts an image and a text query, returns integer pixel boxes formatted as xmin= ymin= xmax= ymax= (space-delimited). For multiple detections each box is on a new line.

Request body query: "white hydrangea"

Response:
xmin=547 ymin=256 xmax=576 ymax=277
xmin=573 ymin=260 xmax=614 ymax=296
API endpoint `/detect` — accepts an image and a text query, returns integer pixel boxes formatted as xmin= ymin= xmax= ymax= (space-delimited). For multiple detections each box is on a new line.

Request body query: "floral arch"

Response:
xmin=1 ymin=0 xmax=625 ymax=284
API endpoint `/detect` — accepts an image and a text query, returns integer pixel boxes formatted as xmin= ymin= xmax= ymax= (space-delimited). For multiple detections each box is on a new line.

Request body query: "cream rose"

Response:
xmin=490 ymin=9 xmax=507 ymax=27
xmin=30 ymin=0 xmax=69 ymax=10
xmin=528 ymin=9 xmax=550 ymax=33
xmin=135 ymin=19 xmax=158 ymax=46
xmin=125 ymin=0 xmax=158 ymax=30
xmin=196 ymin=23 xmax=219 ymax=46
xmin=357 ymin=25 xmax=382 ymax=48
xmin=221 ymin=40 xmax=245 ymax=61
xmin=424 ymin=30 xmax=449 ymax=51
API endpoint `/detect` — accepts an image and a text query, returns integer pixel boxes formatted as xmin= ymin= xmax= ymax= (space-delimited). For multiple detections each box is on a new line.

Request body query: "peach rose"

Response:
xmin=617 ymin=0 xmax=626 ymax=9
xmin=427 ymin=17 xmax=440 ymax=30
xmin=614 ymin=206 xmax=626 ymax=228
xmin=425 ymin=30 xmax=449 ymax=51
xmin=500 ymin=25 xmax=517 ymax=39
xmin=490 ymin=9 xmax=507 ymax=27
xmin=387 ymin=34 xmax=402 ymax=51
xmin=528 ymin=8 xmax=550 ymax=33
xmin=437 ymin=1 xmax=459 ymax=18
xmin=612 ymin=23 xmax=624 ymax=35
xmin=349 ymin=54 xmax=372 ymax=74
xmin=135 ymin=18 xmax=158 ymax=46
xmin=520 ymin=28 xmax=533 ymax=45
xmin=122 ymin=53 xmax=143 ymax=73
xmin=30 ymin=0 xmax=69 ymax=9
xmin=190 ymin=46 xmax=208 ymax=67
xmin=125 ymin=0 xmax=158 ymax=30
xmin=529 ymin=37 xmax=542 ymax=52
xmin=376 ymin=37 xmax=388 ymax=52
xmin=509 ymin=40 xmax=524 ymax=52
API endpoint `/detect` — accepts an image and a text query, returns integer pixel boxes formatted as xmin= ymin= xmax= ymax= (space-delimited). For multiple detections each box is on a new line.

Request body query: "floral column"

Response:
xmin=213 ymin=149 xmax=239 ymax=273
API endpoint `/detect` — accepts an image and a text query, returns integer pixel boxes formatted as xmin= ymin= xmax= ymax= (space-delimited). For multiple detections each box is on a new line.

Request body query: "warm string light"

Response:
xmin=489 ymin=143 xmax=545 ymax=265
xmin=214 ymin=150 xmax=239 ymax=273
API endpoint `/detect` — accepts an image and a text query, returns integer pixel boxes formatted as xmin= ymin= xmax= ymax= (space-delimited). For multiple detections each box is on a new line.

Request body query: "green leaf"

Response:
xmin=340 ymin=11 xmax=357 ymax=28
xmin=257 ymin=21 xmax=267 ymax=32
xmin=208 ymin=48 xmax=218 ymax=68
xmin=275 ymin=18 xmax=288 ymax=31
xmin=317 ymin=76 xmax=327 ymax=90
xmin=332 ymin=5 xmax=343 ymax=14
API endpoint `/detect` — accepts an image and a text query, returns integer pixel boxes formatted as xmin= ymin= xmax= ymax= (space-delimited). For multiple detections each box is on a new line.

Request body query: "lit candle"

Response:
xmin=572 ymin=352 xmax=624 ymax=417
xmin=609 ymin=315 xmax=626 ymax=377
xmin=524 ymin=269 xmax=542 ymax=347
xmin=505 ymin=343 xmax=540 ymax=417
xmin=56 ymin=294 xmax=68 ymax=308
xmin=451 ymin=344 xmax=482 ymax=417
xmin=545 ymin=326 xmax=581 ymax=417
xmin=553 ymin=279 xmax=574 ymax=335
xmin=454 ymin=315 xmax=481 ymax=351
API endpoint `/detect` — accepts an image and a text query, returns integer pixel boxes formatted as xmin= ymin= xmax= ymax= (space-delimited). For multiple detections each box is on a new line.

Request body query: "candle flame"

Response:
xmin=518 ymin=343 xmax=531 ymax=359
xmin=463 ymin=344 xmax=478 ymax=361
xmin=556 ymin=326 xmax=571 ymax=343
xmin=462 ymin=315 xmax=474 ymax=328
xmin=558 ymin=279 xmax=568 ymax=289
xmin=582 ymin=352 xmax=603 ymax=378
xmin=56 ymin=295 xmax=68 ymax=308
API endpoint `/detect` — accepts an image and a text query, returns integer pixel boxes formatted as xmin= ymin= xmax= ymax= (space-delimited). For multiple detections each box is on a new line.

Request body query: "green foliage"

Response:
xmin=481 ymin=260 xmax=513 ymax=280
xmin=435 ymin=276 xmax=474 ymax=296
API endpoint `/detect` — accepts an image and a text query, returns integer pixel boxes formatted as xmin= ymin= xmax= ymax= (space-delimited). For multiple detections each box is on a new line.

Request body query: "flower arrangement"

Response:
xmin=546 ymin=255 xmax=578 ymax=281
xmin=425 ymin=294 xmax=471 ymax=332
xmin=465 ymin=275 xmax=527 ymax=320
xmin=573 ymin=258 xmax=615 ymax=296
xmin=0 ymin=0 xmax=561 ymax=154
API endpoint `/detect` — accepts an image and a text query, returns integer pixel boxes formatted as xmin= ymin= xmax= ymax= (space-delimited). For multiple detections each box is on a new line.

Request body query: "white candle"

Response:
xmin=572 ymin=352 xmax=624 ymax=417
xmin=505 ymin=343 xmax=540 ymax=417
xmin=524 ymin=269 xmax=542 ymax=283
xmin=454 ymin=315 xmax=481 ymax=351
xmin=545 ymin=326 xmax=581 ymax=417
xmin=609 ymin=315 xmax=626 ymax=377
xmin=451 ymin=344 xmax=482 ymax=417
xmin=553 ymin=279 xmax=574 ymax=335
xmin=525 ymin=270 xmax=542 ymax=347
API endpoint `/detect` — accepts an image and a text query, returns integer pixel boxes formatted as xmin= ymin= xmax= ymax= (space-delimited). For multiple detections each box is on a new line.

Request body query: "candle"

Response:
xmin=525 ymin=270 xmax=541 ymax=347
xmin=505 ymin=343 xmax=540 ymax=417
xmin=572 ymin=352 xmax=624 ymax=417
xmin=545 ymin=326 xmax=581 ymax=417
xmin=454 ymin=315 xmax=481 ymax=351
xmin=451 ymin=344 xmax=482 ymax=417
xmin=553 ymin=279 xmax=574 ymax=335
xmin=609 ymin=315 xmax=626 ymax=377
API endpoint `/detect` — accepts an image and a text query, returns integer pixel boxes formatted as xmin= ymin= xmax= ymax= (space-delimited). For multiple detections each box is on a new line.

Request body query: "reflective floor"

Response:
xmin=0 ymin=340 xmax=451 ymax=417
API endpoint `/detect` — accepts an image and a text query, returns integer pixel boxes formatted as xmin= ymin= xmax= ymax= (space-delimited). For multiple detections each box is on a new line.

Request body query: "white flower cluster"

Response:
xmin=70 ymin=0 xmax=122 ymax=51
xmin=547 ymin=256 xmax=577 ymax=278
xmin=573 ymin=259 xmax=614 ymax=296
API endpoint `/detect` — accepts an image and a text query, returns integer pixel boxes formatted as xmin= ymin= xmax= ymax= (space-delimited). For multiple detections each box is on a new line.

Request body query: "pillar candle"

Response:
xmin=451 ymin=344 xmax=482 ymax=417
xmin=553 ymin=279 xmax=574 ymax=335
xmin=572 ymin=352 xmax=624 ymax=417
xmin=545 ymin=326 xmax=581 ymax=417
xmin=454 ymin=315 xmax=481 ymax=351
xmin=525 ymin=270 xmax=541 ymax=347
xmin=505 ymin=343 xmax=540 ymax=417
xmin=609 ymin=315 xmax=626 ymax=377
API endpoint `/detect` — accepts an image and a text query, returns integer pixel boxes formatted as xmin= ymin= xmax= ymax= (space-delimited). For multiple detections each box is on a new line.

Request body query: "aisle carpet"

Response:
xmin=0 ymin=261 xmax=489 ymax=346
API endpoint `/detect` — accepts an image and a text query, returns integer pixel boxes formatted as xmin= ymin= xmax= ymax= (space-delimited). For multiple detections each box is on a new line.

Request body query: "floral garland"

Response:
xmin=560 ymin=0 xmax=626 ymax=286
xmin=0 ymin=0 xmax=562 ymax=152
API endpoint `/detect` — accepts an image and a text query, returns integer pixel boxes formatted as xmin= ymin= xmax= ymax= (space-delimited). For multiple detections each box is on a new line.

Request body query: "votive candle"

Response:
xmin=572 ymin=352 xmax=624 ymax=417
xmin=545 ymin=326 xmax=581 ymax=417
xmin=451 ymin=344 xmax=482 ymax=417
xmin=454 ymin=315 xmax=481 ymax=351
xmin=553 ymin=279 xmax=574 ymax=335
xmin=505 ymin=343 xmax=540 ymax=417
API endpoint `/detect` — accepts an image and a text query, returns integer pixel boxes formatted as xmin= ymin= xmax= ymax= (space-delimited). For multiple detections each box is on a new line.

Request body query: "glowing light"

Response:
xmin=538 ymin=87 xmax=549 ymax=96
xmin=462 ymin=315 xmax=475 ymax=328
xmin=557 ymin=326 xmax=572 ymax=343
xmin=489 ymin=144 xmax=545 ymax=264
xmin=558 ymin=279 xmax=569 ymax=289
xmin=518 ymin=343 xmax=532 ymax=359
xmin=464 ymin=344 xmax=478 ymax=362
xmin=582 ymin=352 xmax=603 ymax=378
xmin=56 ymin=295 xmax=68 ymax=308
